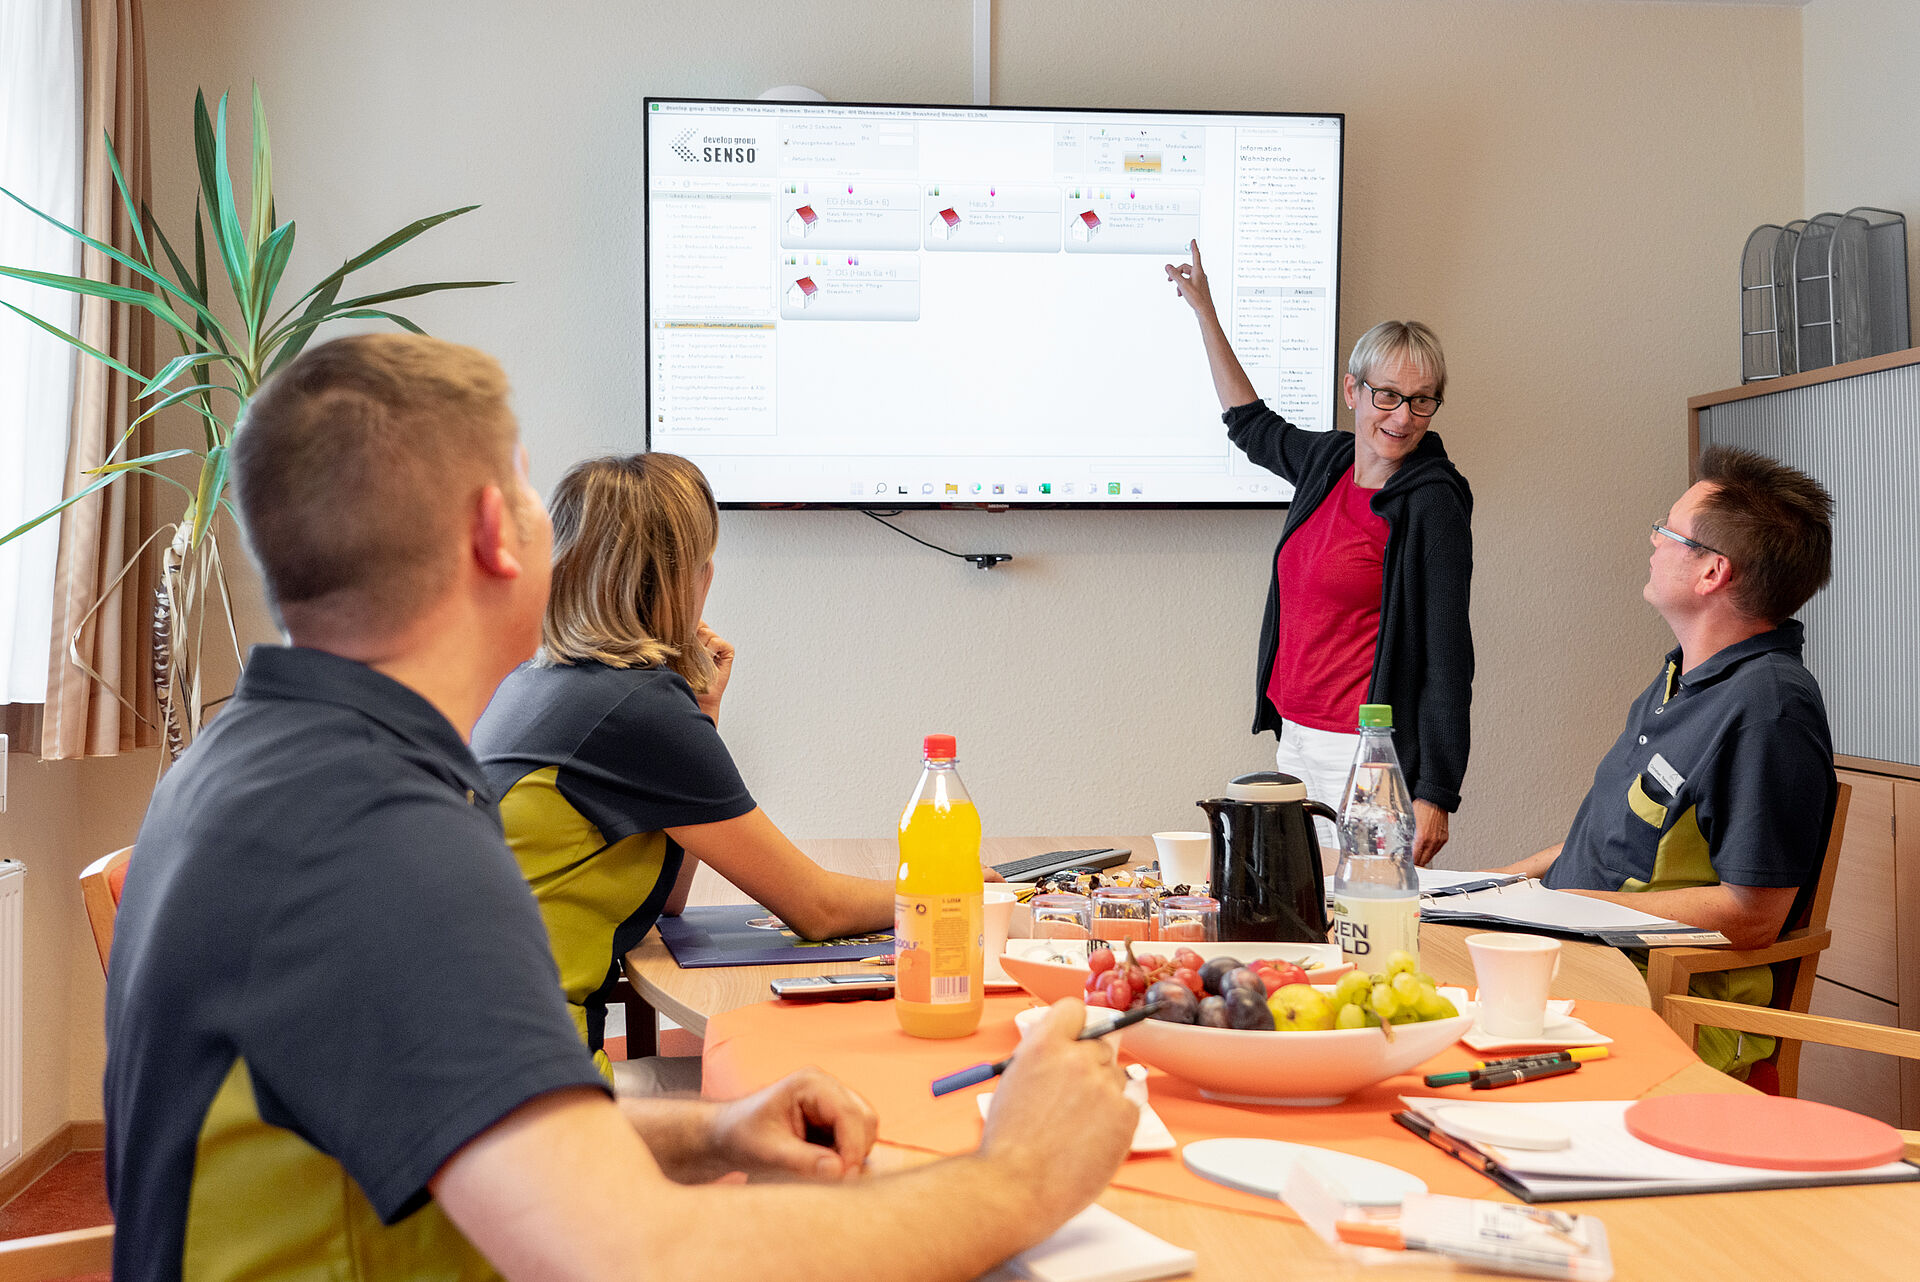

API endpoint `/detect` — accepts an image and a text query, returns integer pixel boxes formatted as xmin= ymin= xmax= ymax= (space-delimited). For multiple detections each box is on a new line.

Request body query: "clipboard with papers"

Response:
xmin=1394 ymin=1097 xmax=1920 ymax=1202
xmin=1411 ymin=870 xmax=1731 ymax=948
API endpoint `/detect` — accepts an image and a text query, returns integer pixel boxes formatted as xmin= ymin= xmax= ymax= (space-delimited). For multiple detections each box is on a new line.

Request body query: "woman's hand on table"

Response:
xmin=1412 ymin=800 xmax=1450 ymax=866
xmin=711 ymin=1067 xmax=879 ymax=1182
xmin=980 ymin=998 xmax=1135 ymax=1216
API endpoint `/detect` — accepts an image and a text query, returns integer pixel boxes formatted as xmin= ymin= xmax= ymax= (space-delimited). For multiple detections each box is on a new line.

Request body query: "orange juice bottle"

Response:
xmin=894 ymin=734 xmax=984 ymax=1038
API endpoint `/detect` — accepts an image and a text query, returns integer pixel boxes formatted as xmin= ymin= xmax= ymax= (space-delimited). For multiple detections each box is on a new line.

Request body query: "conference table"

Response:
xmin=624 ymin=837 xmax=1920 ymax=1281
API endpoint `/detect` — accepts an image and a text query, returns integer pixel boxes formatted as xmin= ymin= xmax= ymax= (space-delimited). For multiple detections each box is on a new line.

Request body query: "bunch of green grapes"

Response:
xmin=1327 ymin=949 xmax=1460 ymax=1032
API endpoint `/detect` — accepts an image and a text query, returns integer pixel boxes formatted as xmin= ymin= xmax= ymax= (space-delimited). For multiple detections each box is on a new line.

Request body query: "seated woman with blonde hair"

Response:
xmin=473 ymin=452 xmax=899 ymax=1080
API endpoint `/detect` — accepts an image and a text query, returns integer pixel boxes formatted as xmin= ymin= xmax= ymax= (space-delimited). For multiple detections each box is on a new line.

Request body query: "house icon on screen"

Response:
xmin=930 ymin=207 xmax=961 ymax=240
xmin=787 ymin=277 xmax=819 ymax=308
xmin=787 ymin=205 xmax=819 ymax=237
xmin=1071 ymin=209 xmax=1101 ymax=242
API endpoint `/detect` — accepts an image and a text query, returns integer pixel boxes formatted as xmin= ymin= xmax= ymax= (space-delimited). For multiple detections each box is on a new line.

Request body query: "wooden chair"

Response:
xmin=78 ymin=847 xmax=133 ymax=976
xmin=1644 ymin=781 xmax=1852 ymax=1096
xmin=0 ymin=1224 xmax=114 ymax=1281
xmin=1664 ymin=994 xmax=1920 ymax=1160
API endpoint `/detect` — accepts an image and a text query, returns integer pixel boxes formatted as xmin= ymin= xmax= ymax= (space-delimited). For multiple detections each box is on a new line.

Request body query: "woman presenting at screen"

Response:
xmin=472 ymin=453 xmax=902 ymax=1079
xmin=1165 ymin=241 xmax=1473 ymax=865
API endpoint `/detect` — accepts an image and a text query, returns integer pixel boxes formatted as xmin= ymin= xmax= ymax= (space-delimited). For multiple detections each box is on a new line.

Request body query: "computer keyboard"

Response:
xmin=990 ymin=847 xmax=1131 ymax=882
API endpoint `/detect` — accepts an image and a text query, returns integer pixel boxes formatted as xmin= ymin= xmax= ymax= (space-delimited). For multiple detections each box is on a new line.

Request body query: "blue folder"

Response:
xmin=653 ymin=904 xmax=895 ymax=968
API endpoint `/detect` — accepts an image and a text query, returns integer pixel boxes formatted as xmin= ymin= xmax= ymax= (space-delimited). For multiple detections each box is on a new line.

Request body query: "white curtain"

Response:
xmin=0 ymin=0 xmax=81 ymax=704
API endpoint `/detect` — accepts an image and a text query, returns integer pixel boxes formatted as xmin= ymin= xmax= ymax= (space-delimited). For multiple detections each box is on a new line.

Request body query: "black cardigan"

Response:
xmin=1225 ymin=401 xmax=1475 ymax=813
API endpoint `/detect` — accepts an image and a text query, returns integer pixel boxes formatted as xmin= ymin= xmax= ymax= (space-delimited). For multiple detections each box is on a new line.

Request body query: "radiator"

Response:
xmin=0 ymin=861 xmax=21 ymax=1171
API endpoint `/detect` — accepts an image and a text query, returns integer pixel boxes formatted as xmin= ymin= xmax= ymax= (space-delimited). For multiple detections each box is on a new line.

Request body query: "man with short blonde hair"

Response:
xmin=105 ymin=334 xmax=1137 ymax=1280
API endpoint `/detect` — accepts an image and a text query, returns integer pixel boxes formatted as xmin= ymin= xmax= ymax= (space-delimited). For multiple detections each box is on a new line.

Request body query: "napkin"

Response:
xmin=979 ymin=1204 xmax=1197 ymax=1282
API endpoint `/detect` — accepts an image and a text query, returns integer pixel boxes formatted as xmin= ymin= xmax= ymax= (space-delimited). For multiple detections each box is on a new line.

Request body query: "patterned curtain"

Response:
xmin=38 ymin=0 xmax=159 ymax=758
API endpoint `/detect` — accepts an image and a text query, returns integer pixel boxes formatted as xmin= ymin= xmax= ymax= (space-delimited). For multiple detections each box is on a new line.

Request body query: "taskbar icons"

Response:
xmin=847 ymin=479 xmax=1151 ymax=501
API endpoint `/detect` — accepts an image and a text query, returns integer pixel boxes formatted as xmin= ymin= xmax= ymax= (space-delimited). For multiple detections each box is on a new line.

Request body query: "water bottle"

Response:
xmin=894 ymin=734 xmax=985 ymax=1038
xmin=1329 ymin=704 xmax=1420 ymax=970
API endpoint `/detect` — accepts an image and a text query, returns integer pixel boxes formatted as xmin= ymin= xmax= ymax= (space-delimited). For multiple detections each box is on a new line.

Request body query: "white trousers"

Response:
xmin=1275 ymin=719 xmax=1360 ymax=850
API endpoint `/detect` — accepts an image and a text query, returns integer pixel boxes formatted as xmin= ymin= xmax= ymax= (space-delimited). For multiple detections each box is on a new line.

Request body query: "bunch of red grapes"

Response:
xmin=1082 ymin=942 xmax=1310 ymax=1028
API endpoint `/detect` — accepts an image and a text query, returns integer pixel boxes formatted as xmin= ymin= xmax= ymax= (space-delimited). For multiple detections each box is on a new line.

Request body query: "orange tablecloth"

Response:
xmin=704 ymin=994 xmax=1703 ymax=1222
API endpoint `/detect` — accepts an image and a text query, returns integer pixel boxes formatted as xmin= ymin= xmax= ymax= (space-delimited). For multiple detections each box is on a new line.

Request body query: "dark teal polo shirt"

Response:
xmin=104 ymin=645 xmax=607 ymax=1281
xmin=1545 ymin=621 xmax=1836 ymax=919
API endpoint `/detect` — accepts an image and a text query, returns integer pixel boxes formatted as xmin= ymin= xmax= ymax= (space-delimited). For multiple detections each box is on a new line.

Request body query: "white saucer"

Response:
xmin=1460 ymin=1001 xmax=1613 ymax=1053
xmin=983 ymin=962 xmax=1022 ymax=991
xmin=1181 ymin=1138 xmax=1426 ymax=1206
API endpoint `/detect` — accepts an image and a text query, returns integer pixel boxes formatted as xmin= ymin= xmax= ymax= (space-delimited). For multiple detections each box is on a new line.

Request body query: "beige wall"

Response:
xmin=1805 ymin=0 xmax=1920 ymax=328
xmin=41 ymin=0 xmax=1897 ymax=1138
xmin=0 ymin=750 xmax=157 ymax=1148
xmin=137 ymin=0 xmax=1802 ymax=858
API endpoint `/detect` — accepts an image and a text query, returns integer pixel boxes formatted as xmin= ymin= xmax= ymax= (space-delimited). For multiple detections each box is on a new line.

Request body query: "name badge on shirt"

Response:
xmin=1646 ymin=752 xmax=1685 ymax=799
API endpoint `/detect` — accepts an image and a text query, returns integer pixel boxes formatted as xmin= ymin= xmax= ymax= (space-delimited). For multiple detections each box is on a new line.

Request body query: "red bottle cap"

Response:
xmin=922 ymin=734 xmax=957 ymax=761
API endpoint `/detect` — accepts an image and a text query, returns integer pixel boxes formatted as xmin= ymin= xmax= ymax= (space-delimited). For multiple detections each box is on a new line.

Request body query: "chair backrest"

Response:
xmin=1796 ymin=780 xmax=1852 ymax=935
xmin=78 ymin=846 xmax=133 ymax=977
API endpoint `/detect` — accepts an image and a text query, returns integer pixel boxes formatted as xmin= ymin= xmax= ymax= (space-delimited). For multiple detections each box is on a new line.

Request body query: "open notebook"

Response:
xmin=1327 ymin=870 xmax=1730 ymax=947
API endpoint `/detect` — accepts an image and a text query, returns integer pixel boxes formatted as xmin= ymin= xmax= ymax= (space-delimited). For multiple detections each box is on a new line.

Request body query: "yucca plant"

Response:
xmin=0 ymin=86 xmax=502 ymax=757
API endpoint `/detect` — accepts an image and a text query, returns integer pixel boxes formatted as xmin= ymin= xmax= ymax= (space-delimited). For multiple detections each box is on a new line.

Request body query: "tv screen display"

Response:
xmin=645 ymin=98 xmax=1343 ymax=508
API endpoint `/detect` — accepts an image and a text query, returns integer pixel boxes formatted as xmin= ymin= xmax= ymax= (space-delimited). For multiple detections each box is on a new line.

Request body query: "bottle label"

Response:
xmin=894 ymin=893 xmax=980 ymax=1005
xmin=1330 ymin=893 xmax=1420 ymax=966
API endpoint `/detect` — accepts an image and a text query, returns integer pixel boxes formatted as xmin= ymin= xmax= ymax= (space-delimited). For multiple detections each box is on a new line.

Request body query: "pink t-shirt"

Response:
xmin=1267 ymin=467 xmax=1388 ymax=732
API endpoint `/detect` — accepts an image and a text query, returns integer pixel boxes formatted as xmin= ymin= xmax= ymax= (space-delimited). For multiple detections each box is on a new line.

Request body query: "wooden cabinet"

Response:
xmin=1797 ymin=767 xmax=1920 ymax=1126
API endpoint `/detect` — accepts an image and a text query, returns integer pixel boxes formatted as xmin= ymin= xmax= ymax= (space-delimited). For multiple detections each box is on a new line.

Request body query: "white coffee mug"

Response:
xmin=1152 ymin=831 xmax=1212 ymax=892
xmin=1465 ymin=932 xmax=1562 ymax=1039
xmin=983 ymin=889 xmax=1018 ymax=968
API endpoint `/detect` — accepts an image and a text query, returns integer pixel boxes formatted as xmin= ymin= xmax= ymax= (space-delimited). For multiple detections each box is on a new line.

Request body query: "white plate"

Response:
xmin=979 ymin=1065 xmax=1175 ymax=1154
xmin=1460 ymin=1001 xmax=1614 ymax=1053
xmin=1182 ymin=1137 xmax=1426 ymax=1206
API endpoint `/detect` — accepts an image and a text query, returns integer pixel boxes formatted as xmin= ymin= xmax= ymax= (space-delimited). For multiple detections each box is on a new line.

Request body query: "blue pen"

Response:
xmin=929 ymin=1002 xmax=1164 ymax=1097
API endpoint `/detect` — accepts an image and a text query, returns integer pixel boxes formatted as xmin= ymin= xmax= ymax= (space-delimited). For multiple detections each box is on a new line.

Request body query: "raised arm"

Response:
xmin=666 ymin=807 xmax=893 ymax=940
xmin=432 ymin=1000 xmax=1137 ymax=1281
xmin=1165 ymin=240 xmax=1257 ymax=410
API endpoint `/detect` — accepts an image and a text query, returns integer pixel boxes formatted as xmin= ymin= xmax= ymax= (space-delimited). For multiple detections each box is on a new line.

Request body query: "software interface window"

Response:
xmin=647 ymin=101 xmax=1343 ymax=505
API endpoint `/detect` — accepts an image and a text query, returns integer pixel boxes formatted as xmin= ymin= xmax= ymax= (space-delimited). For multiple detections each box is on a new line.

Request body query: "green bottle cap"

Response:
xmin=1358 ymin=704 xmax=1394 ymax=728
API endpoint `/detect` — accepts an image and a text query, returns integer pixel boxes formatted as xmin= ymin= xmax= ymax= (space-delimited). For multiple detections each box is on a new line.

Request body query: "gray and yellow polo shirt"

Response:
xmin=473 ymin=661 xmax=756 ymax=1080
xmin=1546 ymin=621 xmax=1835 ymax=1072
xmin=104 ymin=646 xmax=609 ymax=1282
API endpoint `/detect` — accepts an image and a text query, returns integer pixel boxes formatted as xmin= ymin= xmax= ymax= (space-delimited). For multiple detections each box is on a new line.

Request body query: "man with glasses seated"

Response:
xmin=1165 ymin=240 xmax=1474 ymax=866
xmin=1489 ymin=447 xmax=1837 ymax=1075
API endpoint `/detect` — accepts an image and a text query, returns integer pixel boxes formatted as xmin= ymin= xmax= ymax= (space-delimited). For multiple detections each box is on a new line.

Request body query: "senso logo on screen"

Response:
xmin=671 ymin=129 xmax=758 ymax=164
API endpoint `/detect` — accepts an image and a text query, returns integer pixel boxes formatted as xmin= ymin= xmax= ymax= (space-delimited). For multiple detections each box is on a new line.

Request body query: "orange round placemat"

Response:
xmin=1625 ymin=1094 xmax=1905 ymax=1171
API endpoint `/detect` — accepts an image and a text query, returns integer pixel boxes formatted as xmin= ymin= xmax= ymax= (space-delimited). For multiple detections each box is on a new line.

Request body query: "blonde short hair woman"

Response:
xmin=1164 ymin=243 xmax=1475 ymax=866
xmin=473 ymin=453 xmax=898 ymax=1079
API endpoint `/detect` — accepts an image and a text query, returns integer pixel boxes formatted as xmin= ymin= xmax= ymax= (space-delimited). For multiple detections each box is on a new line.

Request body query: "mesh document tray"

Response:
xmin=1796 ymin=208 xmax=1911 ymax=370
xmin=1741 ymin=223 xmax=1798 ymax=382
xmin=1845 ymin=206 xmax=1909 ymax=358
xmin=1794 ymin=213 xmax=1845 ymax=373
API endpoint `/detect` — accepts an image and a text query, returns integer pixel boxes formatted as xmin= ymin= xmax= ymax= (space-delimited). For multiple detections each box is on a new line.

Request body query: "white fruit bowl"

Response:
xmin=998 ymin=939 xmax=1350 ymax=1007
xmin=1119 ymin=988 xmax=1477 ymax=1107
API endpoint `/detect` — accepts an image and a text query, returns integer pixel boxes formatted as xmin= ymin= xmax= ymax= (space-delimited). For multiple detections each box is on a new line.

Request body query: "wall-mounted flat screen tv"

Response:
xmin=645 ymin=98 xmax=1343 ymax=508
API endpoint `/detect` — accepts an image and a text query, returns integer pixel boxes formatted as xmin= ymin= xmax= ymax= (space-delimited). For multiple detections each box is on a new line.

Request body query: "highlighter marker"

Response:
xmin=1335 ymin=1221 xmax=1597 ymax=1279
xmin=1471 ymin=1047 xmax=1609 ymax=1072
xmin=1471 ymin=1060 xmax=1580 ymax=1089
xmin=1423 ymin=1069 xmax=1478 ymax=1087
